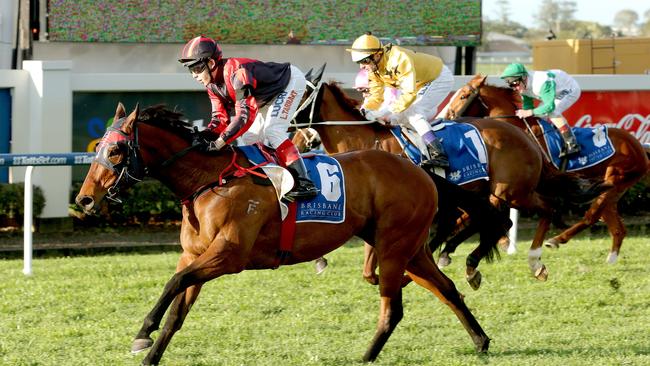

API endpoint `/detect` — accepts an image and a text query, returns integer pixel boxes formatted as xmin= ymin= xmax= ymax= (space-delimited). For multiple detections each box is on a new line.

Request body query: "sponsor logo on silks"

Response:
xmin=270 ymin=91 xmax=288 ymax=118
xmin=280 ymin=90 xmax=299 ymax=119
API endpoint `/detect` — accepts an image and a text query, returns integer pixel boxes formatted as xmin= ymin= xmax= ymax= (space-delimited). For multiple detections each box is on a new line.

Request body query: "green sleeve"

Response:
xmin=522 ymin=95 xmax=535 ymax=110
xmin=533 ymin=80 xmax=557 ymax=115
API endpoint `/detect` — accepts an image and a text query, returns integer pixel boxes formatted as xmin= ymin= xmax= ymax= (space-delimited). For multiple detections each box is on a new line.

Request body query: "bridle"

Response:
xmin=94 ymin=118 xmax=197 ymax=203
xmin=94 ymin=119 xmax=146 ymax=203
xmin=451 ymin=83 xmax=551 ymax=161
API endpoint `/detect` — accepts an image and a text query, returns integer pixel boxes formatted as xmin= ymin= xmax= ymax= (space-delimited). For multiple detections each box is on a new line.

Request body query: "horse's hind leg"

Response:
xmin=139 ymin=284 xmax=203 ymax=365
xmin=545 ymin=192 xmax=610 ymax=248
xmin=600 ymin=203 xmax=626 ymax=264
xmin=362 ymin=243 xmax=379 ymax=285
xmin=406 ymin=246 xmax=490 ymax=353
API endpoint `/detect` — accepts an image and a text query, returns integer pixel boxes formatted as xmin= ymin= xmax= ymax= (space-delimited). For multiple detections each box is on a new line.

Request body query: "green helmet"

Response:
xmin=500 ymin=63 xmax=528 ymax=81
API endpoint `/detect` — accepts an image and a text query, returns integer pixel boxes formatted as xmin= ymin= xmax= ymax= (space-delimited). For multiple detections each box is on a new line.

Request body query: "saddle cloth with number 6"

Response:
xmin=238 ymin=145 xmax=346 ymax=223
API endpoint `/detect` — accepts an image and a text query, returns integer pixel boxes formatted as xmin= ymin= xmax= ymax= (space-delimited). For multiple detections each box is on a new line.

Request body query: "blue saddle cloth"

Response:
xmin=238 ymin=145 xmax=346 ymax=223
xmin=390 ymin=122 xmax=489 ymax=185
xmin=537 ymin=119 xmax=615 ymax=171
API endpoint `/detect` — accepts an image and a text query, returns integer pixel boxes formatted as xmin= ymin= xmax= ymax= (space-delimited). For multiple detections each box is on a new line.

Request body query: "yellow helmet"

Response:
xmin=346 ymin=33 xmax=382 ymax=62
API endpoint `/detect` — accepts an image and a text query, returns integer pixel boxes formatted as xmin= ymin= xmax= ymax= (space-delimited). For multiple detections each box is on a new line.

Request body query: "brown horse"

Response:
xmin=291 ymin=82 xmax=606 ymax=281
xmin=446 ymin=75 xmax=650 ymax=263
xmin=75 ymin=103 xmax=490 ymax=365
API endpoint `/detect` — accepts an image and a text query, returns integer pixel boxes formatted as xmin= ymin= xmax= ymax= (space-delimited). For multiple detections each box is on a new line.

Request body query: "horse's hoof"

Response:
xmin=314 ymin=257 xmax=328 ymax=274
xmin=438 ymin=254 xmax=451 ymax=267
xmin=131 ymin=338 xmax=154 ymax=354
xmin=474 ymin=336 xmax=490 ymax=353
xmin=466 ymin=270 xmax=482 ymax=290
xmin=534 ymin=265 xmax=548 ymax=281
xmin=606 ymin=252 xmax=618 ymax=264
xmin=544 ymin=238 xmax=561 ymax=249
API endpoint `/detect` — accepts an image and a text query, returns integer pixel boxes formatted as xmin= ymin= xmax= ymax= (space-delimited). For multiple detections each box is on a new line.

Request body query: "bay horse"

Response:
xmin=291 ymin=81 xmax=606 ymax=282
xmin=75 ymin=103 xmax=490 ymax=365
xmin=446 ymin=75 xmax=650 ymax=263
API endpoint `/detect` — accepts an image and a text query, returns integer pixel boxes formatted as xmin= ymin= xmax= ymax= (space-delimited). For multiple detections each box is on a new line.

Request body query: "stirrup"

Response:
xmin=559 ymin=144 xmax=580 ymax=158
xmin=421 ymin=156 xmax=449 ymax=168
xmin=284 ymin=179 xmax=319 ymax=200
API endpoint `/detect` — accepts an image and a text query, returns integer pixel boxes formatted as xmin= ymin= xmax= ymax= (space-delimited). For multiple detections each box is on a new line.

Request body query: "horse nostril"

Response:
xmin=76 ymin=195 xmax=95 ymax=211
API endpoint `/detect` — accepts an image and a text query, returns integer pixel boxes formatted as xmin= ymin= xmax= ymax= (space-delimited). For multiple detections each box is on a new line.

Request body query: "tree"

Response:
xmin=496 ymin=0 xmax=511 ymax=23
xmin=535 ymin=0 xmax=576 ymax=33
xmin=613 ymin=9 xmax=639 ymax=30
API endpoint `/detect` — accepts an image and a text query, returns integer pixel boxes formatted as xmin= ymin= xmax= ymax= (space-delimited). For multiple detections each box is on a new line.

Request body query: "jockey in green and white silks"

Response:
xmin=500 ymin=63 xmax=582 ymax=155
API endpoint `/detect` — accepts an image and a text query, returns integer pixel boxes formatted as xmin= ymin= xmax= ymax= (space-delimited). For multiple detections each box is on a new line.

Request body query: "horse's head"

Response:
xmin=76 ymin=103 xmax=146 ymax=213
xmin=446 ymin=74 xmax=521 ymax=119
xmin=446 ymin=74 xmax=489 ymax=119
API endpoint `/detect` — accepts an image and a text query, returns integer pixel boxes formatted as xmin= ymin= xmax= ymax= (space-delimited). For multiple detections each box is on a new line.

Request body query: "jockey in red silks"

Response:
xmin=178 ymin=35 xmax=318 ymax=200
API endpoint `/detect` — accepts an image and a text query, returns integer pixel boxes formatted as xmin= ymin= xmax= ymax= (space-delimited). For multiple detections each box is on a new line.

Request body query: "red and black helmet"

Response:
xmin=178 ymin=36 xmax=222 ymax=67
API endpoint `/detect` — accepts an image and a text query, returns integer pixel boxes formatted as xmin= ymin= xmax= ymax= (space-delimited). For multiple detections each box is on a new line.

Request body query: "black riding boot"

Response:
xmin=285 ymin=157 xmax=319 ymax=201
xmin=560 ymin=129 xmax=580 ymax=156
xmin=422 ymin=139 xmax=450 ymax=168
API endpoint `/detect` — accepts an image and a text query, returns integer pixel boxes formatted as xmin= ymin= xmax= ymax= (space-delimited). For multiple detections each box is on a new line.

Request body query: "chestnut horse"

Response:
xmin=446 ymin=75 xmax=649 ymax=263
xmin=291 ymin=82 xmax=605 ymax=281
xmin=75 ymin=103 xmax=489 ymax=365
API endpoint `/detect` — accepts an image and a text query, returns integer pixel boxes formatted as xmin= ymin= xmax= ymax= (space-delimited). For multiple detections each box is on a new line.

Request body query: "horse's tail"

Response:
xmin=426 ymin=172 xmax=509 ymax=263
xmin=537 ymin=160 xmax=612 ymax=204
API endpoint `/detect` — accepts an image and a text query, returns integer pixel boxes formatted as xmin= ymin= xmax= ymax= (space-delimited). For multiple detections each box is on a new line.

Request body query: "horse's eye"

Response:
xmin=107 ymin=146 xmax=123 ymax=164
xmin=460 ymin=95 xmax=467 ymax=100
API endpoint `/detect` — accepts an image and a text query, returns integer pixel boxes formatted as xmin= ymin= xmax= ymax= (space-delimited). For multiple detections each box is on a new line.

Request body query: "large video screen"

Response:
xmin=48 ymin=1 xmax=481 ymax=46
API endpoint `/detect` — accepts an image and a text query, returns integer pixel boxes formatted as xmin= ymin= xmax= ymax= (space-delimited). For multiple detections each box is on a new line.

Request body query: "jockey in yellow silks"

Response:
xmin=501 ymin=63 xmax=582 ymax=155
xmin=346 ymin=32 xmax=454 ymax=168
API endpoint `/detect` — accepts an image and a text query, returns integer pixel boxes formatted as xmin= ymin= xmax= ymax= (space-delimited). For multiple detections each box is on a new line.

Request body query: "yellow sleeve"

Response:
xmin=389 ymin=54 xmax=417 ymax=113
xmin=362 ymin=72 xmax=385 ymax=110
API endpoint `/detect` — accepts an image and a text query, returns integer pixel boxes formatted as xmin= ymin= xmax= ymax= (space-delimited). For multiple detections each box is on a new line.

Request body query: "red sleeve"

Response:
xmin=206 ymin=88 xmax=229 ymax=134
xmin=220 ymin=95 xmax=258 ymax=143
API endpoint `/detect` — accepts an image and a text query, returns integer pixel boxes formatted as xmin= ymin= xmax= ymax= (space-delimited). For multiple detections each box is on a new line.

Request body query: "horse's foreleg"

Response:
xmin=362 ymin=243 xmax=379 ymax=285
xmin=529 ymin=217 xmax=551 ymax=281
xmin=140 ymin=284 xmax=203 ymax=365
xmin=133 ymin=244 xmax=240 ymax=363
xmin=406 ymin=246 xmax=490 ymax=352
xmin=600 ymin=204 xmax=626 ymax=264
xmin=363 ymin=259 xmax=406 ymax=362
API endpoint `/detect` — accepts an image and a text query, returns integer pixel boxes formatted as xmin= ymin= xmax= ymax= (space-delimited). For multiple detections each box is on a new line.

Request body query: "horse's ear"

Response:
xmin=115 ymin=102 xmax=126 ymax=120
xmin=478 ymin=74 xmax=488 ymax=86
xmin=123 ymin=103 xmax=140 ymax=134
xmin=304 ymin=68 xmax=314 ymax=82
xmin=312 ymin=63 xmax=326 ymax=85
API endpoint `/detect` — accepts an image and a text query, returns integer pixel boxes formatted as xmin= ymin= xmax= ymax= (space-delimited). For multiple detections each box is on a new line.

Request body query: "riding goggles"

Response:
xmin=188 ymin=61 xmax=208 ymax=74
xmin=356 ymin=55 xmax=374 ymax=65
xmin=505 ymin=77 xmax=523 ymax=88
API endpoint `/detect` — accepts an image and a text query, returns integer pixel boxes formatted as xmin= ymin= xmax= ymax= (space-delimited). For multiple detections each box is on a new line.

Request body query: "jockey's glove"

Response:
xmin=204 ymin=137 xmax=226 ymax=152
xmin=362 ymin=108 xmax=384 ymax=122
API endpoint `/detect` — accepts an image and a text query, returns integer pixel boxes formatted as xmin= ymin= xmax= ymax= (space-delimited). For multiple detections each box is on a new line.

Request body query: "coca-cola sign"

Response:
xmin=563 ymin=91 xmax=650 ymax=144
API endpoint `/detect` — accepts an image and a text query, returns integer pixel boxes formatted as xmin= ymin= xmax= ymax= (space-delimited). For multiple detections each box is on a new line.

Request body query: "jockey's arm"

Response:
xmin=362 ymin=73 xmax=385 ymax=111
xmin=220 ymin=87 xmax=258 ymax=144
xmin=532 ymin=79 xmax=557 ymax=116
xmin=389 ymin=56 xmax=417 ymax=114
xmin=207 ymin=94 xmax=230 ymax=134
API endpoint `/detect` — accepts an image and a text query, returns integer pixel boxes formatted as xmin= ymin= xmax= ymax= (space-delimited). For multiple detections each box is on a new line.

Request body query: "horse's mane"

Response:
xmin=484 ymin=83 xmax=522 ymax=105
xmin=325 ymin=82 xmax=366 ymax=120
xmin=139 ymin=105 xmax=194 ymax=140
